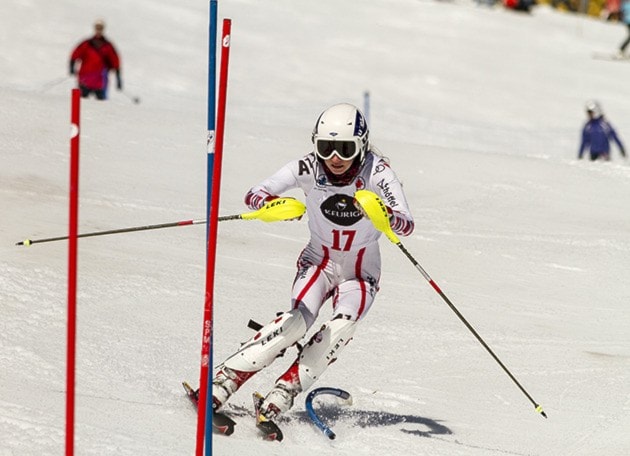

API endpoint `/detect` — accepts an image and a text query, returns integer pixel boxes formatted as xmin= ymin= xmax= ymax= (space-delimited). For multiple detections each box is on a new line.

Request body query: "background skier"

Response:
xmin=578 ymin=100 xmax=626 ymax=161
xmin=69 ymin=19 xmax=122 ymax=100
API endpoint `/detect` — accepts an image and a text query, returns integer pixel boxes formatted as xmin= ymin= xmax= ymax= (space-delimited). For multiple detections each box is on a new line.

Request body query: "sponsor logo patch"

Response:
xmin=320 ymin=194 xmax=363 ymax=226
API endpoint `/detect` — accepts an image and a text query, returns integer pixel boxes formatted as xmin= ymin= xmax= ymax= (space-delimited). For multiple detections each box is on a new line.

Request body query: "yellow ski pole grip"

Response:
xmin=241 ymin=197 xmax=306 ymax=222
xmin=353 ymin=190 xmax=400 ymax=244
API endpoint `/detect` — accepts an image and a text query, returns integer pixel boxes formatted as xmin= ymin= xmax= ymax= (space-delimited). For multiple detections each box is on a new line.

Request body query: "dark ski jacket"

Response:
xmin=578 ymin=117 xmax=626 ymax=160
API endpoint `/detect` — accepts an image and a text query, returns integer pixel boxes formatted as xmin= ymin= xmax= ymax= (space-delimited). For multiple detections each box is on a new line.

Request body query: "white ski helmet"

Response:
xmin=585 ymin=100 xmax=603 ymax=118
xmin=312 ymin=103 xmax=369 ymax=163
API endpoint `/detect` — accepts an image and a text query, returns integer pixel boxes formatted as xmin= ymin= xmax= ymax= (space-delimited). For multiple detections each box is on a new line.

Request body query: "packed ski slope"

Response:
xmin=2 ymin=0 xmax=630 ymax=455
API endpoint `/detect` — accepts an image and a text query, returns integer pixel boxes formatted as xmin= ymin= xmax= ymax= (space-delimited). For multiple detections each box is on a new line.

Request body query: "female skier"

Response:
xmin=212 ymin=103 xmax=415 ymax=439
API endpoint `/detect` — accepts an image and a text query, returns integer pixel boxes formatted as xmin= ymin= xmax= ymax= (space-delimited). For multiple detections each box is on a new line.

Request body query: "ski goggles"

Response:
xmin=314 ymin=138 xmax=362 ymax=161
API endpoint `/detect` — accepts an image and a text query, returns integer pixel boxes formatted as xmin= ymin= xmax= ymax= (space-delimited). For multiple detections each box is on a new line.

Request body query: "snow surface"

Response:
xmin=2 ymin=0 xmax=630 ymax=455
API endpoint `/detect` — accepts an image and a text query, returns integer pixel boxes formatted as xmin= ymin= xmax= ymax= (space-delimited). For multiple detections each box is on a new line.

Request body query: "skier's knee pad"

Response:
xmin=295 ymin=316 xmax=357 ymax=391
xmin=223 ymin=309 xmax=307 ymax=373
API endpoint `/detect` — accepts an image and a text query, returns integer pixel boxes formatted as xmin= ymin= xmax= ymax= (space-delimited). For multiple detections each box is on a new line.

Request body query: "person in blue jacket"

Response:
xmin=578 ymin=101 xmax=626 ymax=161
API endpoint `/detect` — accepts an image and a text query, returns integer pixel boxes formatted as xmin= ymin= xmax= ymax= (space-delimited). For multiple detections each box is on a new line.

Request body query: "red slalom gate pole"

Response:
xmin=196 ymin=18 xmax=232 ymax=456
xmin=65 ymin=88 xmax=81 ymax=456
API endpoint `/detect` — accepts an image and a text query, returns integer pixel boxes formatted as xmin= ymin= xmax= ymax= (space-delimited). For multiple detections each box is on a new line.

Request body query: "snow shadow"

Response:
xmin=294 ymin=405 xmax=453 ymax=438
xmin=228 ymin=402 xmax=452 ymax=438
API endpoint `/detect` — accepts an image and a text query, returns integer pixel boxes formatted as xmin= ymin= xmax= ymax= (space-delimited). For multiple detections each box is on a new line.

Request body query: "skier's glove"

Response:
xmin=354 ymin=198 xmax=393 ymax=221
xmin=246 ymin=192 xmax=279 ymax=210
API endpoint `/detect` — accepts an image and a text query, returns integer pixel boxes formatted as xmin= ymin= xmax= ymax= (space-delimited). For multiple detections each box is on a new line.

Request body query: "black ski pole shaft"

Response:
xmin=40 ymin=76 xmax=72 ymax=92
xmin=16 ymin=197 xmax=306 ymax=246
xmin=395 ymin=241 xmax=547 ymax=418
xmin=16 ymin=217 xmax=238 ymax=246
xmin=354 ymin=189 xmax=546 ymax=418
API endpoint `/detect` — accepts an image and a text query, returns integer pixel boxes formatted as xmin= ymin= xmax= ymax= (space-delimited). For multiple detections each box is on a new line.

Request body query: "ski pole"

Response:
xmin=40 ymin=76 xmax=72 ymax=92
xmin=354 ymin=189 xmax=547 ymax=419
xmin=121 ymin=90 xmax=141 ymax=104
xmin=16 ymin=197 xmax=306 ymax=246
xmin=16 ymin=219 xmax=206 ymax=246
xmin=305 ymin=387 xmax=352 ymax=440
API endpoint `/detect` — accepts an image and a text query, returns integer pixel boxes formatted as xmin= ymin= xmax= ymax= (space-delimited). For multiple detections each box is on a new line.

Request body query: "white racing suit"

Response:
xmin=213 ymin=151 xmax=414 ymax=419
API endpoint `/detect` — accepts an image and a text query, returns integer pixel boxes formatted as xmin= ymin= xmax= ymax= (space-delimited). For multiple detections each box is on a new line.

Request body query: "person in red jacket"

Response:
xmin=69 ymin=20 xmax=122 ymax=100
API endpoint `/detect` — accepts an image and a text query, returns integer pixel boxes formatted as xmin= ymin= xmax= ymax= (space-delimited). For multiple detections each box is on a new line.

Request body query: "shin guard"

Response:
xmin=222 ymin=309 xmax=307 ymax=373
xmin=289 ymin=316 xmax=357 ymax=393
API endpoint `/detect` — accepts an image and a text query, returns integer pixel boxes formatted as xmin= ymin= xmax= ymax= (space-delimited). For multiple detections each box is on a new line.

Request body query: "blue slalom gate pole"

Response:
xmin=207 ymin=2 xmax=218 ymax=220
xmin=196 ymin=1 xmax=218 ymax=456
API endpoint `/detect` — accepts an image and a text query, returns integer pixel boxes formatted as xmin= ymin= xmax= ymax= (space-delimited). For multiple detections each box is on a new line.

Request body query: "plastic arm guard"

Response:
xmin=223 ymin=309 xmax=307 ymax=373
xmin=354 ymin=197 xmax=414 ymax=237
xmin=290 ymin=316 xmax=357 ymax=392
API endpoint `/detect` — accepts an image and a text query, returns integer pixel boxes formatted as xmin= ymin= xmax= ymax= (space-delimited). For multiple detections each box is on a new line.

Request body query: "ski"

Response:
xmin=253 ymin=392 xmax=284 ymax=442
xmin=181 ymin=381 xmax=236 ymax=436
xmin=182 ymin=382 xmax=351 ymax=441
xmin=182 ymin=380 xmax=199 ymax=407
xmin=213 ymin=411 xmax=237 ymax=436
